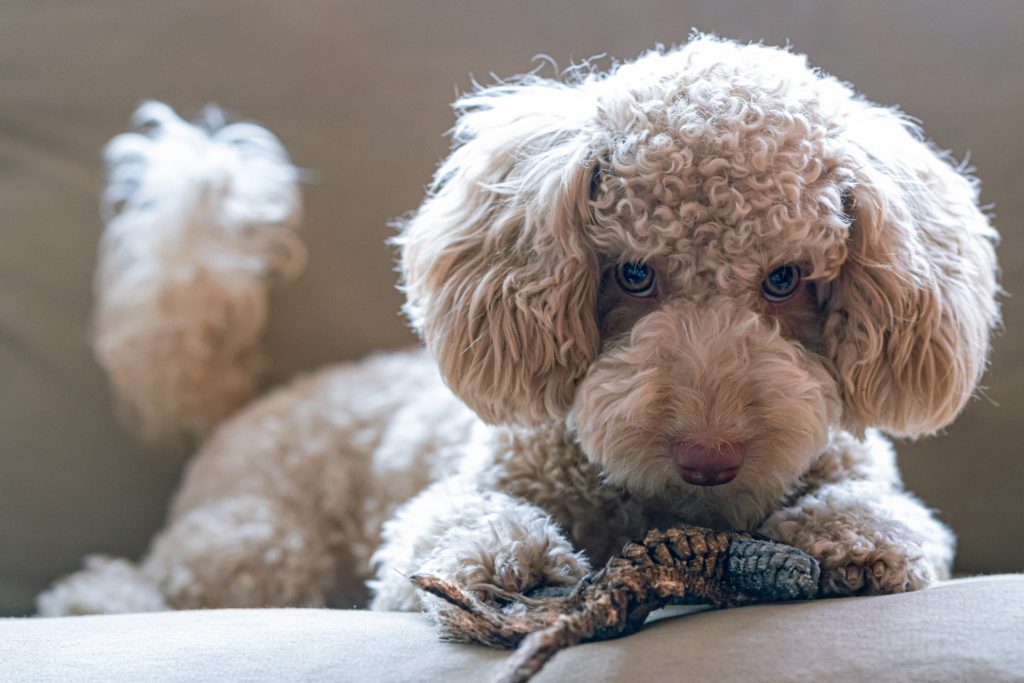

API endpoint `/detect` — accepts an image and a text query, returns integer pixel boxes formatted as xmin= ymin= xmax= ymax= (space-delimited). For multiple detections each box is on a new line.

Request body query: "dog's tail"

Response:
xmin=93 ymin=101 xmax=305 ymax=442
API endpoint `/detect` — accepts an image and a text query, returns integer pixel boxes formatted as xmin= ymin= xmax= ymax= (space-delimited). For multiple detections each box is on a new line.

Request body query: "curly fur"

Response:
xmin=95 ymin=101 xmax=305 ymax=440
xmin=38 ymin=35 xmax=999 ymax=618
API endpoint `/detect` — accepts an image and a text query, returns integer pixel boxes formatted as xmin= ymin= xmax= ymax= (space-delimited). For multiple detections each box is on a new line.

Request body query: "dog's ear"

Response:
xmin=398 ymin=79 xmax=600 ymax=425
xmin=825 ymin=106 xmax=1000 ymax=438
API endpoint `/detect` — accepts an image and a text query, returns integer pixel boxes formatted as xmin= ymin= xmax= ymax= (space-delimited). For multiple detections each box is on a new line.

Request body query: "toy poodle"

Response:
xmin=38 ymin=35 xmax=999 ymax=617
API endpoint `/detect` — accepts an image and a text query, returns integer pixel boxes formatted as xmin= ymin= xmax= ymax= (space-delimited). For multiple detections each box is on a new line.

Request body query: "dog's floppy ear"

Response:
xmin=398 ymin=79 xmax=600 ymax=425
xmin=825 ymin=106 xmax=1000 ymax=438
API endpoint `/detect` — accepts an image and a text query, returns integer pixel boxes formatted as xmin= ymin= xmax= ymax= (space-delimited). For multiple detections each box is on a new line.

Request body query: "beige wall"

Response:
xmin=1 ymin=1 xmax=1021 ymax=615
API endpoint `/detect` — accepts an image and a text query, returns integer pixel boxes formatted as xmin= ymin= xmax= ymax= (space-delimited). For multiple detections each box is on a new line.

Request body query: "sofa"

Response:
xmin=2 ymin=2 xmax=1022 ymax=680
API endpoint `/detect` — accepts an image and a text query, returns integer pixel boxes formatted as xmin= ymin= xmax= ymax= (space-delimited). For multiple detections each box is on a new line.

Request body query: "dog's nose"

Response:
xmin=673 ymin=441 xmax=744 ymax=486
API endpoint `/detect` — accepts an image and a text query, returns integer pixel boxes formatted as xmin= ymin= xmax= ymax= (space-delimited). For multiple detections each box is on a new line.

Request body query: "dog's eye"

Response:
xmin=762 ymin=265 xmax=801 ymax=302
xmin=615 ymin=262 xmax=656 ymax=297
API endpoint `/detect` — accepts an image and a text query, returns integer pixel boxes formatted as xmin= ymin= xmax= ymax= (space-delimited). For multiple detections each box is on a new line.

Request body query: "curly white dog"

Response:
xmin=38 ymin=35 xmax=999 ymax=617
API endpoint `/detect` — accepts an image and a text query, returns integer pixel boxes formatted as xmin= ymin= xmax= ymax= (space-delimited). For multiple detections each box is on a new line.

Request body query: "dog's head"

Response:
xmin=398 ymin=36 xmax=999 ymax=524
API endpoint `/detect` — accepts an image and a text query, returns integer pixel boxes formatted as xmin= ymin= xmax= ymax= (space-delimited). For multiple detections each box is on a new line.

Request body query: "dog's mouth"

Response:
xmin=675 ymin=464 xmax=740 ymax=486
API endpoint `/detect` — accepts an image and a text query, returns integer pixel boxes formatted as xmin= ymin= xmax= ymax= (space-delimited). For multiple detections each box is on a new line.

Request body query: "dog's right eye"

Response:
xmin=615 ymin=262 xmax=657 ymax=297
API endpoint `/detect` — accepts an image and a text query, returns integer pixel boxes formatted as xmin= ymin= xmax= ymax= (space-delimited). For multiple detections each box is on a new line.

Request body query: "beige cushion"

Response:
xmin=3 ymin=576 xmax=1023 ymax=682
xmin=1 ymin=1 xmax=1022 ymax=616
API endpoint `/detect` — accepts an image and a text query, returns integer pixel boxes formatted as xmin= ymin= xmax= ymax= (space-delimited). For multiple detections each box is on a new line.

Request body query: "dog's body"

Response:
xmin=38 ymin=37 xmax=997 ymax=617
xmin=38 ymin=349 xmax=951 ymax=614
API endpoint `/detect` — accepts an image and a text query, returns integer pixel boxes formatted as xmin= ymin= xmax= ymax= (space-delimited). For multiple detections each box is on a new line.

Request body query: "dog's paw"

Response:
xmin=426 ymin=516 xmax=590 ymax=602
xmin=491 ymin=542 xmax=589 ymax=597
xmin=759 ymin=487 xmax=950 ymax=597
xmin=817 ymin=535 xmax=936 ymax=596
xmin=36 ymin=555 xmax=168 ymax=616
xmin=457 ymin=537 xmax=589 ymax=600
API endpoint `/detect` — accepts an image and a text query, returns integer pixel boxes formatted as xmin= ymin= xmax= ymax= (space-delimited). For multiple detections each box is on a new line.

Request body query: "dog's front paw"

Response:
xmin=760 ymin=487 xmax=951 ymax=597
xmin=427 ymin=515 xmax=590 ymax=601
xmin=816 ymin=533 xmax=936 ymax=596
xmin=491 ymin=540 xmax=589 ymax=598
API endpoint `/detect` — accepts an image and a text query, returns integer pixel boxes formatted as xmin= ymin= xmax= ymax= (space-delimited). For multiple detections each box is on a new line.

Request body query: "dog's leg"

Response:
xmin=759 ymin=481 xmax=955 ymax=596
xmin=40 ymin=494 xmax=336 ymax=614
xmin=36 ymin=556 xmax=169 ymax=616
xmin=138 ymin=495 xmax=336 ymax=609
xmin=369 ymin=478 xmax=590 ymax=611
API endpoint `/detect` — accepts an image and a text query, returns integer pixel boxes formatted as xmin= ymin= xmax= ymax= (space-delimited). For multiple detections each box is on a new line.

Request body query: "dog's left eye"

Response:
xmin=762 ymin=265 xmax=801 ymax=302
xmin=615 ymin=262 xmax=656 ymax=297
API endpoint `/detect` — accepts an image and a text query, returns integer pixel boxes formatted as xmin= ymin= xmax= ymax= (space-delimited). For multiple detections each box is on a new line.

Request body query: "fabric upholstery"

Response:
xmin=3 ymin=576 xmax=1023 ymax=682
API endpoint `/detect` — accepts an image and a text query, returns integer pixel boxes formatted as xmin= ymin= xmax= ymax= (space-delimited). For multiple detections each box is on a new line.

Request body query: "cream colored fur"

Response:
xmin=95 ymin=101 xmax=305 ymax=440
xmin=38 ymin=36 xmax=999 ymax=618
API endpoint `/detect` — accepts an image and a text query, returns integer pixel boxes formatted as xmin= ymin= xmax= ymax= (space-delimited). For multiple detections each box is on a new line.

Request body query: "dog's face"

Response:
xmin=400 ymin=37 xmax=999 ymax=525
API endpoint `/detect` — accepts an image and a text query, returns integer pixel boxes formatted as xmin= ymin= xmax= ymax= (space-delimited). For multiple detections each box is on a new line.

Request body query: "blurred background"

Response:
xmin=1 ymin=1 xmax=1021 ymax=615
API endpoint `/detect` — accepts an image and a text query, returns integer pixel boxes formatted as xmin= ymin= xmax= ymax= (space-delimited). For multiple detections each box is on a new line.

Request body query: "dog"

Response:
xmin=38 ymin=35 xmax=999 ymax=617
